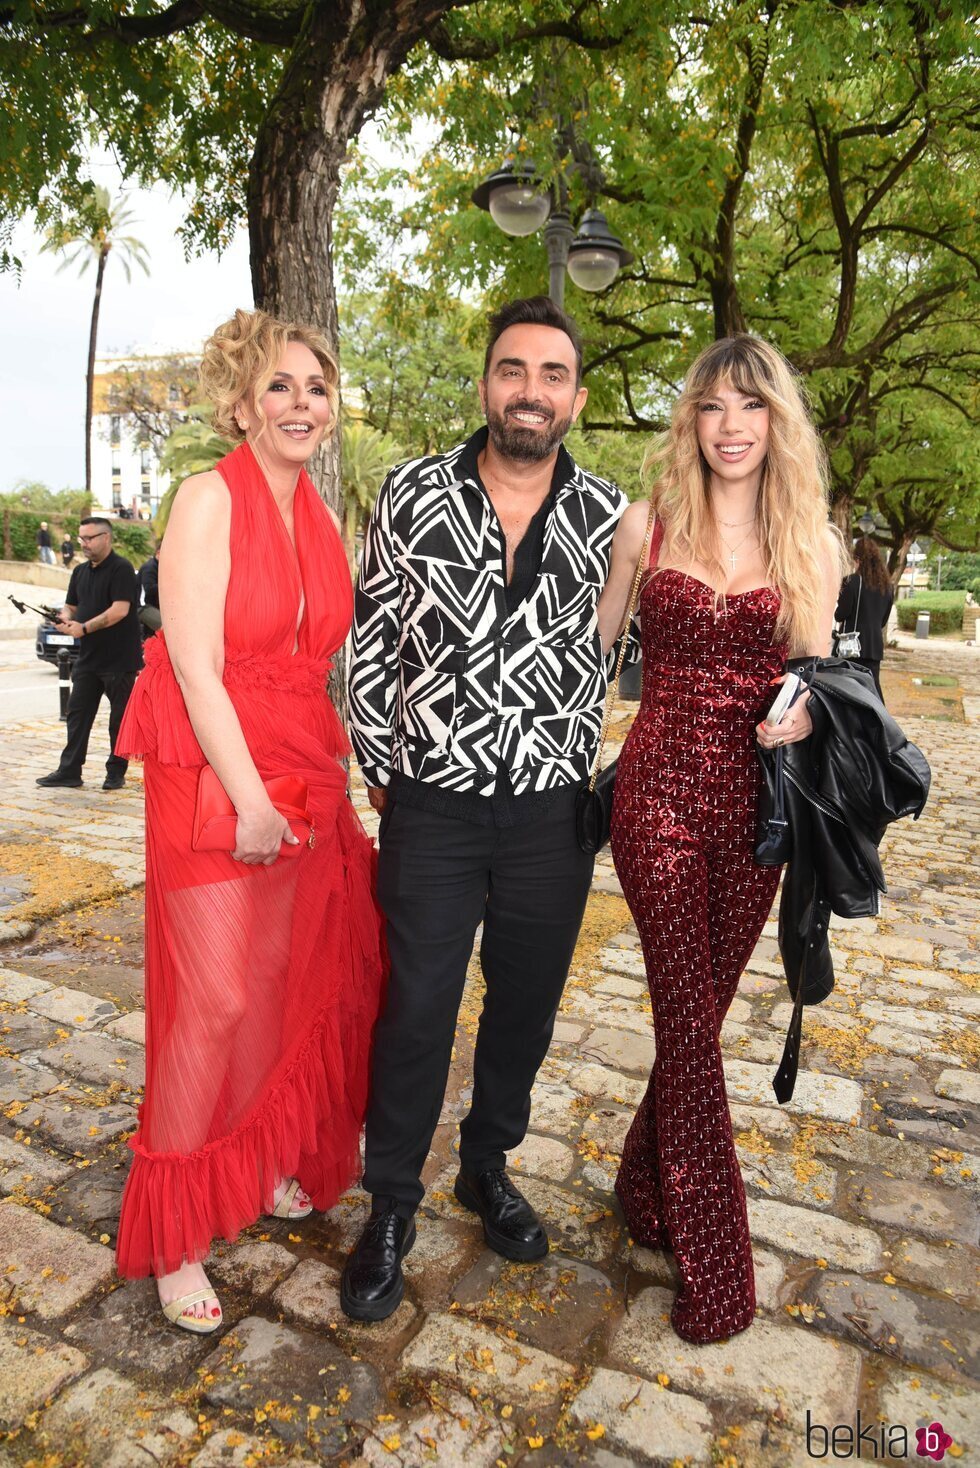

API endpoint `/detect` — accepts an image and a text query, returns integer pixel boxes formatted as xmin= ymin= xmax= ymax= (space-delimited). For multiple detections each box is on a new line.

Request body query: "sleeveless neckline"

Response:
xmin=649 ymin=567 xmax=775 ymax=601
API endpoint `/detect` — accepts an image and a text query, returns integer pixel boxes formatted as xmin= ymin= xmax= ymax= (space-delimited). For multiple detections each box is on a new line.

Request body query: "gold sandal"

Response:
xmin=160 ymin=1287 xmax=223 ymax=1335
xmin=268 ymin=1177 xmax=313 ymax=1220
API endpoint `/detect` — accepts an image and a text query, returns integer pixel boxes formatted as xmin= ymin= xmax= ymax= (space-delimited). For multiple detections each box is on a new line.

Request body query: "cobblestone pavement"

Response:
xmin=0 ymin=637 xmax=977 ymax=1467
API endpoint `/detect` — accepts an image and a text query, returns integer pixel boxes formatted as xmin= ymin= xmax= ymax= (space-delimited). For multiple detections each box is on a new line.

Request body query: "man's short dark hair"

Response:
xmin=79 ymin=516 xmax=113 ymax=536
xmin=483 ymin=296 xmax=583 ymax=386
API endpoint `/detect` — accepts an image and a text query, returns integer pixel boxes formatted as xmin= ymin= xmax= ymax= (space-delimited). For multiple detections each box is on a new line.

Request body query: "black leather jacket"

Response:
xmin=757 ymin=658 xmax=931 ymax=1099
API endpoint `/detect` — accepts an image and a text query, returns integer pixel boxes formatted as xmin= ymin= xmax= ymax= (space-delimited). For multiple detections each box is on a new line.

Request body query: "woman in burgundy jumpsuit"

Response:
xmin=598 ymin=336 xmax=845 ymax=1343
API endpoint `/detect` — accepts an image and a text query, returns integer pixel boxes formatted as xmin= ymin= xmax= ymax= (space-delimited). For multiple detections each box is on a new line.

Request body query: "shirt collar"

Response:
xmin=454 ymin=426 xmax=581 ymax=498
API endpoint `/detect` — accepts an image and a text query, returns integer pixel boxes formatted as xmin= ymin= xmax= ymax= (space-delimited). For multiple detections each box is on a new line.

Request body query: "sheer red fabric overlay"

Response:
xmin=114 ymin=443 xmax=386 ymax=1279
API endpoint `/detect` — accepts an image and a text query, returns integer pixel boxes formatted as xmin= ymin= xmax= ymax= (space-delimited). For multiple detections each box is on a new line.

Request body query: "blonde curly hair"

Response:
xmin=199 ymin=307 xmax=340 ymax=445
xmin=644 ymin=335 xmax=849 ymax=655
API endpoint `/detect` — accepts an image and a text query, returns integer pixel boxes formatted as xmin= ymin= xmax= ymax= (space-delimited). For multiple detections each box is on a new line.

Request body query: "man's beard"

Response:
xmin=486 ymin=401 xmax=573 ymax=463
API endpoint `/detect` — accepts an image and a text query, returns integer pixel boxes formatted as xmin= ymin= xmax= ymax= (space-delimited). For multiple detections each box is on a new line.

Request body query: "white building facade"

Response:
xmin=90 ymin=354 xmax=197 ymax=518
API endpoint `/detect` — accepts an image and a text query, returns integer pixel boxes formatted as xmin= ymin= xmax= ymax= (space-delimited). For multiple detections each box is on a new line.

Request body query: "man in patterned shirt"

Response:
xmin=343 ymin=297 xmax=629 ymax=1321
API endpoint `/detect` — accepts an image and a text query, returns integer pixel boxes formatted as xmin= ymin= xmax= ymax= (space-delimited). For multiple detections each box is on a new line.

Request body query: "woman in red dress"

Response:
xmin=598 ymin=336 xmax=847 ymax=1344
xmin=115 ymin=309 xmax=385 ymax=1331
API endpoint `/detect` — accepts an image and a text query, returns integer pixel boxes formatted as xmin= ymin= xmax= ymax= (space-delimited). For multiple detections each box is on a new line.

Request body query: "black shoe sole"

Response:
xmin=453 ymin=1175 xmax=549 ymax=1262
xmin=36 ymin=778 xmax=83 ymax=788
xmin=339 ymin=1220 xmax=416 ymax=1322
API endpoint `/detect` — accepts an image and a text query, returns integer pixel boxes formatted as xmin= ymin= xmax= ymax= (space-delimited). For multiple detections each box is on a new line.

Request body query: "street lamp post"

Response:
xmin=542 ymin=212 xmax=574 ymax=306
xmin=471 ymin=162 xmax=633 ymax=306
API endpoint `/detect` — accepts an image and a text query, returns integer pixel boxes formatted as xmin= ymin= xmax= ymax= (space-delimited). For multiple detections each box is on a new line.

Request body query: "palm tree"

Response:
xmin=154 ymin=406 xmax=229 ymax=536
xmin=340 ymin=420 xmax=402 ymax=571
xmin=42 ymin=186 xmax=150 ymax=498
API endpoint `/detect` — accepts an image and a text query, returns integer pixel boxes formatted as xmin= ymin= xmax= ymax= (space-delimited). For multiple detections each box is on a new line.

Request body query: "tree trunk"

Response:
xmin=887 ymin=534 xmax=914 ymax=590
xmin=246 ymin=1 xmax=468 ymax=717
xmin=709 ymin=271 xmax=748 ymax=340
xmin=247 ymin=0 xmax=465 ymax=514
xmin=86 ymin=247 xmax=108 ymax=499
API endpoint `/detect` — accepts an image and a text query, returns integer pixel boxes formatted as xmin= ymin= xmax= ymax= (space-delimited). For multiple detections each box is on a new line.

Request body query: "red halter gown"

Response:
xmin=610 ymin=564 xmax=786 ymax=1343
xmin=115 ymin=443 xmax=385 ymax=1279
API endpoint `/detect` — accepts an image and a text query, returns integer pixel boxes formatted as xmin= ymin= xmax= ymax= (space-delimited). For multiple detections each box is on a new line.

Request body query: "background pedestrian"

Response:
xmin=35 ymin=517 xmax=142 ymax=791
xmin=835 ymin=535 xmax=894 ymax=699
xmin=137 ymin=545 xmax=161 ymax=639
xmin=36 ymin=521 xmax=55 ymax=565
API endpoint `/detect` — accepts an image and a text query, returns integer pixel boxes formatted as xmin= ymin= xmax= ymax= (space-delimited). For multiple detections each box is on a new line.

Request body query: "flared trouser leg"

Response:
xmin=613 ymin=818 xmax=779 ymax=1343
xmin=615 ymin=1062 xmax=669 ymax=1249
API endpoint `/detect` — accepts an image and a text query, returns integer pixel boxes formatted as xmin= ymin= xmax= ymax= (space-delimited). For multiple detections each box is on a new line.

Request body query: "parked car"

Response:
xmin=36 ymin=611 xmax=79 ymax=669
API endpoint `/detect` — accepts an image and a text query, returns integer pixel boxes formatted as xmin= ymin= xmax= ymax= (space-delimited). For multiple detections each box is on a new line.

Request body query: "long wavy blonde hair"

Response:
xmin=199 ymin=307 xmax=340 ymax=445
xmin=645 ymin=335 xmax=848 ymax=654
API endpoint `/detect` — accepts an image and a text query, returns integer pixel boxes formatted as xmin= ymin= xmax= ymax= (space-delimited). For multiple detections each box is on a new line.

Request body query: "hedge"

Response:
xmin=1 ymin=508 xmax=152 ymax=567
xmin=896 ymin=591 xmax=967 ymax=636
xmin=111 ymin=521 xmax=155 ymax=565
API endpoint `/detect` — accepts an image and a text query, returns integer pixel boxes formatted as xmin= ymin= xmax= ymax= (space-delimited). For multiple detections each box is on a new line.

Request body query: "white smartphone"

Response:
xmin=765 ymin=672 xmax=802 ymax=728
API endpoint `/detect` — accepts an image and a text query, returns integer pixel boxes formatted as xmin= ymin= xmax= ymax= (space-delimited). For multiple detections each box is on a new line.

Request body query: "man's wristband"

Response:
xmin=80 ymin=623 xmax=87 ymax=637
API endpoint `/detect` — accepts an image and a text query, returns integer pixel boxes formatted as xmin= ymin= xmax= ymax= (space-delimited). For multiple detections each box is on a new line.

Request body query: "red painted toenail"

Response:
xmin=211 ymin=1307 xmax=220 ymax=1316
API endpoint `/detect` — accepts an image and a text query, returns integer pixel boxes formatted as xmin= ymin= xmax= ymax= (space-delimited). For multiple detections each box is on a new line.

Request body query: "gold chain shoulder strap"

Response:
xmin=588 ymin=501 xmax=657 ymax=792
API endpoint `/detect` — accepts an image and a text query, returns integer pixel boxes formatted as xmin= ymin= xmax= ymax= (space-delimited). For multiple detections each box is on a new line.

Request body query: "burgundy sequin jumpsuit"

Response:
xmin=610 ymin=567 xmax=786 ymax=1344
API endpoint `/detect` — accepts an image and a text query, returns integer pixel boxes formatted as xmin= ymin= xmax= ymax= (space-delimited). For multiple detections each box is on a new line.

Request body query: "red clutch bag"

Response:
xmin=191 ymin=766 xmax=315 ymax=857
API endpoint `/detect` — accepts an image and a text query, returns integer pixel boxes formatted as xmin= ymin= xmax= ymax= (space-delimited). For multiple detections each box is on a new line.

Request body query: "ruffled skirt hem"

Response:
xmin=115 ymin=987 xmax=375 ymax=1279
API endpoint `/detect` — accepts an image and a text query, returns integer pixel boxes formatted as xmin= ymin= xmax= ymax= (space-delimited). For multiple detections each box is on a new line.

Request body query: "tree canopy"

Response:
xmin=336 ymin=0 xmax=980 ymax=562
xmin=3 ymin=0 xmax=977 ymax=566
xmin=1 ymin=0 xmax=488 ymax=507
xmin=339 ymin=291 xmax=484 ymax=454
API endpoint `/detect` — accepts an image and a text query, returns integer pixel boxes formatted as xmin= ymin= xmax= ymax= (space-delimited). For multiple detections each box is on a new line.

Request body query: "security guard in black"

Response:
xmin=36 ymin=519 xmax=143 ymax=791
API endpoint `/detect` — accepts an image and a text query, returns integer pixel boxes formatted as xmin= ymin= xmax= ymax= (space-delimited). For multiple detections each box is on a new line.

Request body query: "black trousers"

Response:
xmin=57 ymin=666 xmax=137 ymax=780
xmin=363 ymin=787 xmax=594 ymax=1216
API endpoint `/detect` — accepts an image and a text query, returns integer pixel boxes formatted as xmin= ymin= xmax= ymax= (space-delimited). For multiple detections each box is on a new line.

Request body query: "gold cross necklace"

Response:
xmin=717 ymin=523 xmax=759 ymax=571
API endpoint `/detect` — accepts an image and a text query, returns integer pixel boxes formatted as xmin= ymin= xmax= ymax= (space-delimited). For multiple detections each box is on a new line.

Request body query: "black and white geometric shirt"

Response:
xmin=349 ymin=428 xmax=628 ymax=797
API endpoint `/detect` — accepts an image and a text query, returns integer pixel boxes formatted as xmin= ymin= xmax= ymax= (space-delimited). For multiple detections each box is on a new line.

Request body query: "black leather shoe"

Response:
xmin=102 ymin=775 xmax=125 ymax=791
xmin=339 ymin=1202 xmax=416 ymax=1322
xmin=36 ymin=771 xmax=83 ymax=788
xmin=454 ymin=1168 xmax=549 ymax=1262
